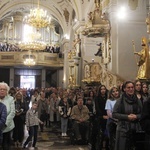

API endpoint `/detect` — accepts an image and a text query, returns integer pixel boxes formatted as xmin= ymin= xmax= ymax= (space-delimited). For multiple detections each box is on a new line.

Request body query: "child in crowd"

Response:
xmin=23 ymin=102 xmax=43 ymax=148
xmin=59 ymin=95 xmax=71 ymax=137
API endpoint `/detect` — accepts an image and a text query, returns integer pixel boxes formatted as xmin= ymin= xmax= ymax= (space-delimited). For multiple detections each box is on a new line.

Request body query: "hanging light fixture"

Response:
xmin=24 ymin=51 xmax=36 ymax=67
xmin=19 ymin=40 xmax=46 ymax=51
xmin=23 ymin=0 xmax=51 ymax=29
xmin=18 ymin=31 xmax=46 ymax=51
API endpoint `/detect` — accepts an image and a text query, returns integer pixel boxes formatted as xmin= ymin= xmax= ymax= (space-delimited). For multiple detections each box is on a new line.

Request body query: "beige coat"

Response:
xmin=71 ymin=105 xmax=89 ymax=122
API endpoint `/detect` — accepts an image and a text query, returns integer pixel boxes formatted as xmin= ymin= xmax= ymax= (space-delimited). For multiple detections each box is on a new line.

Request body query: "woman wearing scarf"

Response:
xmin=112 ymin=81 xmax=142 ymax=150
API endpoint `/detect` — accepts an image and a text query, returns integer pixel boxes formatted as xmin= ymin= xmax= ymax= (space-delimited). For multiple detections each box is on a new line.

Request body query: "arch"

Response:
xmin=0 ymin=0 xmax=75 ymax=35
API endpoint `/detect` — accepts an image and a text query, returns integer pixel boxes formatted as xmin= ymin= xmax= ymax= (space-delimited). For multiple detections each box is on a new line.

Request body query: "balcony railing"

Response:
xmin=0 ymin=51 xmax=64 ymax=67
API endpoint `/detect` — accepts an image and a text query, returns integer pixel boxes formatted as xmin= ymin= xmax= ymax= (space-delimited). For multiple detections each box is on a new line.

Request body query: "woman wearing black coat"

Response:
xmin=91 ymin=85 xmax=109 ymax=150
xmin=112 ymin=81 xmax=143 ymax=150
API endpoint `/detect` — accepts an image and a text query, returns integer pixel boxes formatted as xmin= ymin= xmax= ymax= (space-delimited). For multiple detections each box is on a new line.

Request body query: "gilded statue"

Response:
xmin=84 ymin=64 xmax=90 ymax=79
xmin=134 ymin=37 xmax=150 ymax=79
xmin=68 ymin=75 xmax=76 ymax=87
xmin=68 ymin=51 xmax=72 ymax=59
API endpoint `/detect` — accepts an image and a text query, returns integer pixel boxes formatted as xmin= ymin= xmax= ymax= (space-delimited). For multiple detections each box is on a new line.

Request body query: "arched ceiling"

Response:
xmin=0 ymin=0 xmax=94 ymax=35
xmin=0 ymin=0 xmax=74 ymax=34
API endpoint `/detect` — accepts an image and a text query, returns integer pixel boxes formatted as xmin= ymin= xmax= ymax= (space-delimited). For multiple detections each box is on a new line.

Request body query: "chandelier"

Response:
xmin=23 ymin=0 xmax=51 ymax=29
xmin=24 ymin=51 xmax=36 ymax=66
xmin=18 ymin=31 xmax=46 ymax=51
xmin=19 ymin=41 xmax=46 ymax=51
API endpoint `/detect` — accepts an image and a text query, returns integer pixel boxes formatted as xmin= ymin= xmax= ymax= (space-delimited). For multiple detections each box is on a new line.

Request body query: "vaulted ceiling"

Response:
xmin=0 ymin=0 xmax=93 ymax=35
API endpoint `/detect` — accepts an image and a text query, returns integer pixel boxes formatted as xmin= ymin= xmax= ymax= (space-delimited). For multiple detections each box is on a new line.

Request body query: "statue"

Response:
xmin=88 ymin=12 xmax=94 ymax=22
xmin=84 ymin=64 xmax=90 ymax=79
xmin=73 ymin=34 xmax=81 ymax=57
xmin=68 ymin=75 xmax=76 ymax=87
xmin=68 ymin=51 xmax=72 ymax=59
xmin=134 ymin=37 xmax=150 ymax=79
xmin=68 ymin=75 xmax=73 ymax=86
xmin=63 ymin=8 xmax=69 ymax=24
xmin=95 ymin=43 xmax=102 ymax=56
xmin=72 ymin=50 xmax=76 ymax=57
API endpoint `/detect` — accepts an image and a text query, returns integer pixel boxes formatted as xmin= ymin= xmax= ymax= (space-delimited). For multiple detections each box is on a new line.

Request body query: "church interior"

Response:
xmin=0 ymin=0 xmax=149 ymax=150
xmin=0 ymin=0 xmax=149 ymax=89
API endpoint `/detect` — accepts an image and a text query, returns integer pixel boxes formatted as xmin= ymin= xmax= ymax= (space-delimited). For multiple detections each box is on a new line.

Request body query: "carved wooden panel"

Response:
xmin=1 ymin=55 xmax=14 ymax=60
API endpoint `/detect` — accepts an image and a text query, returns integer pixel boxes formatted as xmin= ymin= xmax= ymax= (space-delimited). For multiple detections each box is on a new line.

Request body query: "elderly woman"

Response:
xmin=0 ymin=82 xmax=15 ymax=150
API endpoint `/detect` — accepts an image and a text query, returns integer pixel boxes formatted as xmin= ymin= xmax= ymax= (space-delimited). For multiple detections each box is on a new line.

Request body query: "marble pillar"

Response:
xmin=9 ymin=68 xmax=14 ymax=87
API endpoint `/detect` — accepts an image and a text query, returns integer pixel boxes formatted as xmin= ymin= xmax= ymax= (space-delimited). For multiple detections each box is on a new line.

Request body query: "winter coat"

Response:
xmin=50 ymin=98 xmax=60 ymax=122
xmin=1 ymin=95 xmax=15 ymax=133
xmin=37 ymin=99 xmax=48 ymax=118
xmin=113 ymin=94 xmax=142 ymax=132
xmin=0 ymin=103 xmax=7 ymax=142
xmin=112 ymin=93 xmax=143 ymax=150
xmin=71 ymin=105 xmax=89 ymax=122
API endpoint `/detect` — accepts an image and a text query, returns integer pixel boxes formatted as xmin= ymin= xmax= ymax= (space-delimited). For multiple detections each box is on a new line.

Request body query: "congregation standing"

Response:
xmin=0 ymin=81 xmax=149 ymax=150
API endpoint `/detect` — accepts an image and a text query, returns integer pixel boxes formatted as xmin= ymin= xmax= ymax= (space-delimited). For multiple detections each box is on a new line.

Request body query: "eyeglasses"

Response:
xmin=0 ymin=89 xmax=7 ymax=91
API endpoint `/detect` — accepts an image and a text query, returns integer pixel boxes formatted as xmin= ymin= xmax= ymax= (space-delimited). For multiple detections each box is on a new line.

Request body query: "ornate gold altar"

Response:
xmin=81 ymin=0 xmax=110 ymax=37
xmin=82 ymin=60 xmax=124 ymax=89
xmin=82 ymin=62 xmax=101 ymax=85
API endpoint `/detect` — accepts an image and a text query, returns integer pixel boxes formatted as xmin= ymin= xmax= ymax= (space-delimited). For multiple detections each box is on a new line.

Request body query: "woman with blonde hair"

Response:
xmin=13 ymin=91 xmax=27 ymax=147
xmin=105 ymin=86 xmax=120 ymax=150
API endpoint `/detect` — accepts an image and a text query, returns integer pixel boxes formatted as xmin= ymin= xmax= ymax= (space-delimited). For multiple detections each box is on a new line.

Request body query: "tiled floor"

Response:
xmin=11 ymin=125 xmax=90 ymax=150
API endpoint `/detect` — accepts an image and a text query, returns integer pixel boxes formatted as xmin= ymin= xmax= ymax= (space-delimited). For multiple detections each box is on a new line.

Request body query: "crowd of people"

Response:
xmin=0 ymin=80 xmax=149 ymax=150
xmin=0 ymin=42 xmax=61 ymax=53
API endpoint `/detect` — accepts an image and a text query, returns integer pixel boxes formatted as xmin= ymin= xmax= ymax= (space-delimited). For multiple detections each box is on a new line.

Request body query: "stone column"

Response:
xmin=62 ymin=39 xmax=69 ymax=88
xmin=57 ymin=69 xmax=64 ymax=88
xmin=41 ymin=69 xmax=46 ymax=88
xmin=13 ymin=13 xmax=23 ymax=42
xmin=9 ymin=68 xmax=14 ymax=87
xmin=73 ymin=57 xmax=80 ymax=88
